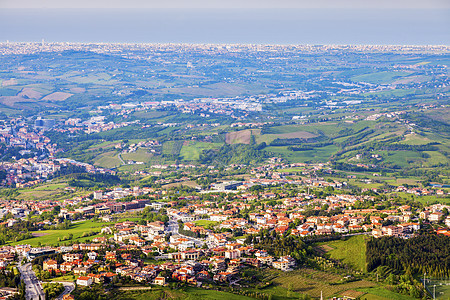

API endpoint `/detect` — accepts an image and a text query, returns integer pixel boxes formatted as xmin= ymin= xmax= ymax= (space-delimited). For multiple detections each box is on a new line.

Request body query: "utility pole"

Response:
xmin=433 ymin=284 xmax=436 ymax=300
xmin=424 ymin=273 xmax=426 ymax=290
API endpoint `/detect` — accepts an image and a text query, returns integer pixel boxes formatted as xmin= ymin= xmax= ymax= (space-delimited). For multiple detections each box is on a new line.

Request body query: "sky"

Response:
xmin=0 ymin=0 xmax=449 ymax=44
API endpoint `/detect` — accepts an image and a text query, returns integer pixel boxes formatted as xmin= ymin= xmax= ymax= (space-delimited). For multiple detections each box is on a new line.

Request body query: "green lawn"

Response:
xmin=46 ymin=274 xmax=76 ymax=282
xmin=320 ymin=235 xmax=367 ymax=272
xmin=193 ymin=220 xmax=218 ymax=227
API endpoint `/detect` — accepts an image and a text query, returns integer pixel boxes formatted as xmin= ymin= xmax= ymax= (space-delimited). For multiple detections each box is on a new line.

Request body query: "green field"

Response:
xmin=162 ymin=140 xmax=183 ymax=156
xmin=391 ymin=192 xmax=450 ymax=205
xmin=351 ymin=71 xmax=413 ymax=84
xmin=358 ymin=287 xmax=416 ymax=300
xmin=14 ymin=180 xmax=79 ymax=201
xmin=426 ymin=279 xmax=450 ymax=300
xmin=319 ymin=235 xmax=367 ymax=272
xmin=193 ymin=220 xmax=218 ymax=227
xmin=180 ymin=141 xmax=221 ymax=161
xmin=106 ymin=286 xmax=254 ymax=300
xmin=122 ymin=149 xmax=153 ymax=163
xmin=265 ymin=145 xmax=339 ymax=163
xmin=94 ymin=151 xmax=123 ymax=168
xmin=249 ymin=268 xmax=375 ymax=299
xmin=8 ymin=219 xmax=137 ymax=247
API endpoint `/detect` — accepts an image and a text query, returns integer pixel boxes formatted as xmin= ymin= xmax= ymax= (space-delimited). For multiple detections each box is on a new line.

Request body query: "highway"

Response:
xmin=18 ymin=262 xmax=45 ymax=300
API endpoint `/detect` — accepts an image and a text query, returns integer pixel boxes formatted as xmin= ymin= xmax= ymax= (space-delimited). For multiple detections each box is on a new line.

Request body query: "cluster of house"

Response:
xmin=0 ymin=146 xmax=113 ymax=189
xmin=396 ymin=185 xmax=447 ymax=196
xmin=0 ymin=123 xmax=60 ymax=186
xmin=37 ymin=241 xmax=297 ymax=288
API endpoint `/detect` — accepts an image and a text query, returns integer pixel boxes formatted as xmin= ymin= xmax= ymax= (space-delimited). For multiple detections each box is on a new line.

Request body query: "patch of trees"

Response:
xmin=362 ymin=142 xmax=439 ymax=152
xmin=0 ymin=269 xmax=22 ymax=289
xmin=405 ymin=112 xmax=450 ymax=135
xmin=269 ymin=138 xmax=321 ymax=146
xmin=53 ymin=164 xmax=86 ymax=177
xmin=332 ymin=162 xmax=381 ymax=172
xmin=43 ymin=283 xmax=64 ymax=300
xmin=337 ymin=128 xmax=375 ymax=148
xmin=246 ymin=230 xmax=307 ymax=262
xmin=0 ymin=188 xmax=20 ymax=198
xmin=141 ymin=207 xmax=169 ymax=224
xmin=66 ymin=173 xmax=121 ymax=188
xmin=288 ymin=142 xmax=333 ymax=151
xmin=200 ymin=144 xmax=268 ymax=166
xmin=366 ymin=235 xmax=450 ymax=278
xmin=0 ymin=220 xmax=36 ymax=245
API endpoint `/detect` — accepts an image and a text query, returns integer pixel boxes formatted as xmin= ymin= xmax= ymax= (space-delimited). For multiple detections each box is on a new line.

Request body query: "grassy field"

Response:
xmin=108 ymin=286 xmax=254 ymax=300
xmin=265 ymin=145 xmax=339 ymax=163
xmin=122 ymin=149 xmax=153 ymax=163
xmin=252 ymin=268 xmax=375 ymax=299
xmin=318 ymin=235 xmax=367 ymax=272
xmin=193 ymin=220 xmax=218 ymax=227
xmin=351 ymin=71 xmax=413 ymax=84
xmin=226 ymin=130 xmax=253 ymax=144
xmin=426 ymin=279 xmax=450 ymax=299
xmin=256 ymin=131 xmax=318 ymax=144
xmin=15 ymin=181 xmax=76 ymax=201
xmin=180 ymin=141 xmax=221 ymax=161
xmin=400 ymin=133 xmax=433 ymax=145
xmin=47 ymin=274 xmax=76 ymax=282
xmin=357 ymin=287 xmax=416 ymax=300
xmin=162 ymin=141 xmax=183 ymax=156
xmin=94 ymin=151 xmax=122 ymax=168
xmin=391 ymin=192 xmax=450 ymax=205
xmin=9 ymin=219 xmax=117 ymax=247
xmin=162 ymin=180 xmax=200 ymax=189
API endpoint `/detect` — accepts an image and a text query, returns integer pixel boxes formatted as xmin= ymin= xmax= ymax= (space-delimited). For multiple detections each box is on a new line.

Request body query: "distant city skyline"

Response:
xmin=0 ymin=6 xmax=448 ymax=45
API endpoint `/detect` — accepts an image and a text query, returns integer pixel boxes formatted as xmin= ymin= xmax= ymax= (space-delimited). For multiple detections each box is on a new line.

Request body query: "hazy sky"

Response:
xmin=2 ymin=0 xmax=450 ymax=9
xmin=0 ymin=0 xmax=449 ymax=44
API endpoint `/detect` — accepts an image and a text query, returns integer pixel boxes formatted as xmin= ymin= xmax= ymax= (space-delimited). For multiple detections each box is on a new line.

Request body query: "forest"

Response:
xmin=366 ymin=235 xmax=450 ymax=278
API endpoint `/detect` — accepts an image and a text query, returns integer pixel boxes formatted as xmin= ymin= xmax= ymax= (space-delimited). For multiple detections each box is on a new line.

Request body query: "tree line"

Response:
xmin=366 ymin=235 xmax=450 ymax=279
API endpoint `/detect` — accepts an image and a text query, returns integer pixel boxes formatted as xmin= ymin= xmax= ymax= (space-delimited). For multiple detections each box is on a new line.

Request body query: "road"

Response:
xmin=167 ymin=219 xmax=179 ymax=234
xmin=55 ymin=282 xmax=75 ymax=300
xmin=18 ymin=263 xmax=45 ymax=300
xmin=118 ymin=153 xmax=125 ymax=165
xmin=168 ymin=218 xmax=205 ymax=247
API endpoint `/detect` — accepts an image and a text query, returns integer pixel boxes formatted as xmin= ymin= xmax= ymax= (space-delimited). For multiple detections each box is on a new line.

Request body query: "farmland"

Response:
xmin=243 ymin=268 xmax=377 ymax=299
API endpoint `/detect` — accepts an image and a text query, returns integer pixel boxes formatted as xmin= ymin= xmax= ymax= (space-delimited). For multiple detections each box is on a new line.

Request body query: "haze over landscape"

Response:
xmin=1 ymin=0 xmax=449 ymax=44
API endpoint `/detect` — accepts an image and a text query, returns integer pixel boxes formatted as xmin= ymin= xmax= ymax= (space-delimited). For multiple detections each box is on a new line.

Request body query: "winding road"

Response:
xmin=55 ymin=282 xmax=75 ymax=300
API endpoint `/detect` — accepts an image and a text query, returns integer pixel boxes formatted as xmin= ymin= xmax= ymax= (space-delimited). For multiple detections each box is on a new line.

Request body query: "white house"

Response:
xmin=77 ymin=276 xmax=93 ymax=286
